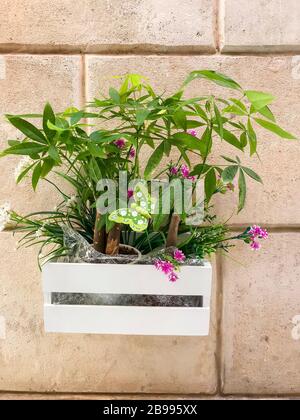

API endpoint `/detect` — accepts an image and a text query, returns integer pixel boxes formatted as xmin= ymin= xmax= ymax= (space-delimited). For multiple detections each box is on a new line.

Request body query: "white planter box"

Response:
xmin=42 ymin=262 xmax=212 ymax=336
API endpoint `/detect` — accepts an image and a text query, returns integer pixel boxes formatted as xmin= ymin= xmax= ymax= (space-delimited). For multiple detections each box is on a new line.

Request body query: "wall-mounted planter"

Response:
xmin=42 ymin=262 xmax=212 ymax=336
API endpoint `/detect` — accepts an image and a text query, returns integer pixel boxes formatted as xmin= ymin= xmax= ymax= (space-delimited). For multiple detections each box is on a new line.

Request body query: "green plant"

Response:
xmin=0 ymin=71 xmax=296 ymax=270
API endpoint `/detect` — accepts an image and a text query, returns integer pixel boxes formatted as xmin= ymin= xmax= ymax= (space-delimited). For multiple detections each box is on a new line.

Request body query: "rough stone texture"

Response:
xmin=0 ymin=0 xmax=215 ymax=53
xmin=0 ymin=55 xmax=81 ymax=215
xmin=223 ymin=0 xmax=300 ymax=52
xmin=0 ymin=233 xmax=217 ymax=393
xmin=86 ymin=55 xmax=300 ymax=226
xmin=221 ymin=232 xmax=300 ymax=394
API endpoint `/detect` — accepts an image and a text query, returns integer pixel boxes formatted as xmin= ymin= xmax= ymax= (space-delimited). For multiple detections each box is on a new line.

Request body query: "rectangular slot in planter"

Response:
xmin=42 ymin=262 xmax=212 ymax=336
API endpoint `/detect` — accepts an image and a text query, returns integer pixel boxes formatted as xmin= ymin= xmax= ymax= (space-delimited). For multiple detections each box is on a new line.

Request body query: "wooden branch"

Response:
xmin=93 ymin=212 xmax=107 ymax=253
xmin=166 ymin=213 xmax=181 ymax=248
xmin=105 ymin=223 xmax=121 ymax=256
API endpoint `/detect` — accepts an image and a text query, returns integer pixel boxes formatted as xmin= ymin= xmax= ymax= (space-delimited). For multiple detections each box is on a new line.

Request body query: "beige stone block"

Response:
xmin=221 ymin=232 xmax=300 ymax=394
xmin=0 ymin=232 xmax=217 ymax=393
xmin=86 ymin=55 xmax=300 ymax=226
xmin=223 ymin=0 xmax=300 ymax=52
xmin=0 ymin=55 xmax=81 ymax=215
xmin=0 ymin=0 xmax=215 ymax=53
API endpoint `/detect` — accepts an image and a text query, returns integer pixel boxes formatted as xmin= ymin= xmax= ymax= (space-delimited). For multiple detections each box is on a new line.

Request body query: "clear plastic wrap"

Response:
xmin=52 ymin=226 xmax=204 ymax=307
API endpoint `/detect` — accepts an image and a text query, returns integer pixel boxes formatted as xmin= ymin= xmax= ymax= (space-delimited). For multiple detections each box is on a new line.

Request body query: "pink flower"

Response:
xmin=170 ymin=166 xmax=179 ymax=176
xmin=181 ymin=164 xmax=190 ymax=178
xmin=181 ymin=165 xmax=196 ymax=182
xmin=249 ymin=225 xmax=268 ymax=240
xmin=160 ymin=261 xmax=174 ymax=275
xmin=127 ymin=189 xmax=134 ymax=199
xmin=129 ymin=147 xmax=136 ymax=158
xmin=154 ymin=260 xmax=163 ymax=270
xmin=250 ymin=240 xmax=261 ymax=251
xmin=114 ymin=138 xmax=126 ymax=149
xmin=169 ymin=271 xmax=179 ymax=282
xmin=187 ymin=129 xmax=197 ymax=137
xmin=248 ymin=225 xmax=268 ymax=251
xmin=174 ymin=249 xmax=186 ymax=262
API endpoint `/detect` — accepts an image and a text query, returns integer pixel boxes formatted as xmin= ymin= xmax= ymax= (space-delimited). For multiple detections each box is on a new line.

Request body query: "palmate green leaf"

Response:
xmin=251 ymin=105 xmax=276 ymax=122
xmin=43 ymin=103 xmax=56 ymax=141
xmin=221 ymin=165 xmax=238 ymax=183
xmin=254 ymin=118 xmax=297 ymax=139
xmin=223 ymin=104 xmax=248 ymax=116
xmin=205 ymin=169 xmax=217 ymax=203
xmin=245 ymin=91 xmax=275 ymax=110
xmin=183 ymin=70 xmax=242 ymax=91
xmin=238 ymin=169 xmax=246 ymax=213
xmin=7 ymin=116 xmax=47 ymax=144
xmin=1 ymin=142 xmax=46 ymax=156
xmin=144 ymin=142 xmax=164 ymax=179
xmin=32 ymin=162 xmax=42 ymax=191
xmin=242 ymin=166 xmax=263 ymax=184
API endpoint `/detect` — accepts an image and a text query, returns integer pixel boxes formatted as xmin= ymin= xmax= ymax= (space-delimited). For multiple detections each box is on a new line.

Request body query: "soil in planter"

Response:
xmin=52 ymin=293 xmax=203 ymax=307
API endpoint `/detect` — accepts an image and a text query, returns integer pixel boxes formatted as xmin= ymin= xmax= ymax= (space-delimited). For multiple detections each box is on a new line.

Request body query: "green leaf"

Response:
xmin=257 ymin=106 xmax=276 ymax=122
xmin=254 ymin=118 xmax=297 ymax=139
xmin=214 ymin=103 xmax=224 ymax=139
xmin=87 ymin=143 xmax=106 ymax=158
xmin=144 ymin=143 xmax=165 ymax=179
xmin=173 ymin=109 xmax=187 ymax=130
xmin=240 ymin=132 xmax=248 ymax=148
xmin=221 ymin=155 xmax=238 ymax=164
xmin=242 ymin=167 xmax=263 ymax=184
xmin=41 ymin=158 xmax=55 ymax=178
xmin=247 ymin=119 xmax=257 ymax=156
xmin=2 ymin=142 xmax=46 ymax=156
xmin=43 ymin=103 xmax=56 ymax=141
xmin=32 ymin=162 xmax=42 ymax=191
xmin=214 ymin=127 xmax=244 ymax=151
xmin=238 ymin=169 xmax=246 ymax=213
xmin=48 ymin=145 xmax=60 ymax=162
xmin=190 ymin=164 xmax=211 ymax=176
xmin=109 ymin=88 xmax=120 ymax=104
xmin=223 ymin=105 xmax=248 ymax=116
xmin=184 ymin=70 xmax=242 ymax=91
xmin=136 ymin=108 xmax=150 ymax=127
xmin=222 ymin=165 xmax=238 ymax=183
xmin=245 ymin=91 xmax=275 ymax=110
xmin=47 ymin=120 xmax=69 ymax=133
xmin=172 ymin=132 xmax=207 ymax=155
xmin=16 ymin=162 xmax=36 ymax=184
xmin=7 ymin=116 xmax=47 ymax=144
xmin=205 ymin=169 xmax=217 ymax=203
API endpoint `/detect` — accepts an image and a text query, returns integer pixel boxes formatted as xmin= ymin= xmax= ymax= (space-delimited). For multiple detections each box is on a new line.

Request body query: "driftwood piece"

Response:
xmin=93 ymin=212 xmax=107 ymax=253
xmin=166 ymin=213 xmax=181 ymax=248
xmin=105 ymin=223 xmax=121 ymax=255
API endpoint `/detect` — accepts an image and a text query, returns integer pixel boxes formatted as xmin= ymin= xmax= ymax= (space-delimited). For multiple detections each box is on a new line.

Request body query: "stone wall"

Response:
xmin=0 ymin=0 xmax=299 ymax=398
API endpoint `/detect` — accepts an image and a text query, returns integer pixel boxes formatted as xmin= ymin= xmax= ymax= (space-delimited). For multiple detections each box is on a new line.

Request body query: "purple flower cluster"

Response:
xmin=169 ymin=164 xmax=196 ymax=182
xmin=187 ymin=129 xmax=197 ymax=137
xmin=154 ymin=249 xmax=186 ymax=282
xmin=114 ymin=138 xmax=126 ymax=149
xmin=248 ymin=225 xmax=268 ymax=251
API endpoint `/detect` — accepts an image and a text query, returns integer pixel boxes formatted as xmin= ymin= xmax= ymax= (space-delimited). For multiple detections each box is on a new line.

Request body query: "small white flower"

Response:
xmin=35 ymin=229 xmax=44 ymax=238
xmin=132 ymin=211 xmax=138 ymax=217
xmin=14 ymin=156 xmax=33 ymax=182
xmin=66 ymin=195 xmax=77 ymax=206
xmin=0 ymin=202 xmax=12 ymax=232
